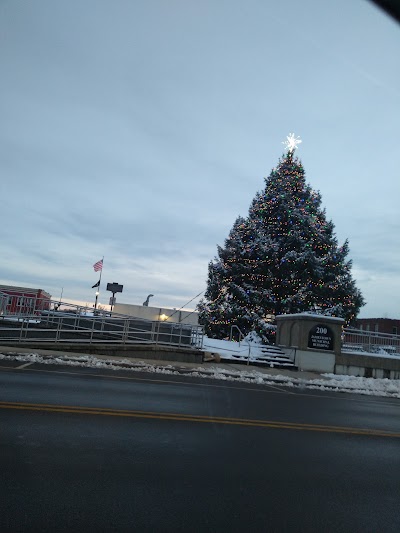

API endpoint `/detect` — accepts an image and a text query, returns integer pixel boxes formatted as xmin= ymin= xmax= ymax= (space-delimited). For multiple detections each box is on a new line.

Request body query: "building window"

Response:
xmin=374 ymin=324 xmax=379 ymax=332
xmin=366 ymin=324 xmax=370 ymax=332
xmin=393 ymin=327 xmax=398 ymax=335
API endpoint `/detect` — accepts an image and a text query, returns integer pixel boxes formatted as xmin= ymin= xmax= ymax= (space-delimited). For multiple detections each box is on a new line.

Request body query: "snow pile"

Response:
xmin=0 ymin=352 xmax=180 ymax=376
xmin=202 ymin=336 xmax=267 ymax=361
xmin=192 ymin=366 xmax=400 ymax=397
xmin=314 ymin=374 xmax=400 ymax=396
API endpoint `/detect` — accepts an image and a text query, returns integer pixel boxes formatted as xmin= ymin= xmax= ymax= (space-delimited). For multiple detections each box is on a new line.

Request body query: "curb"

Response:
xmin=0 ymin=350 xmax=329 ymax=388
xmin=1 ymin=351 xmax=399 ymax=397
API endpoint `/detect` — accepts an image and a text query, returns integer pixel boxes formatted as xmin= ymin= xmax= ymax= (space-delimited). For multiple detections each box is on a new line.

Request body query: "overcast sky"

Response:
xmin=1 ymin=0 xmax=399 ymax=318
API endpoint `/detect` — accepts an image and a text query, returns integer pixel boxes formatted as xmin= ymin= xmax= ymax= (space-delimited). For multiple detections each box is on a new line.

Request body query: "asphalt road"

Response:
xmin=1 ymin=361 xmax=400 ymax=532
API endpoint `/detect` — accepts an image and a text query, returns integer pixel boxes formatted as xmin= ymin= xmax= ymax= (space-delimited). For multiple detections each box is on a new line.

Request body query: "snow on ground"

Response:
xmin=202 ymin=334 xmax=267 ymax=361
xmin=1 ymin=345 xmax=400 ymax=399
xmin=1 ymin=317 xmax=40 ymax=324
xmin=342 ymin=348 xmax=400 ymax=360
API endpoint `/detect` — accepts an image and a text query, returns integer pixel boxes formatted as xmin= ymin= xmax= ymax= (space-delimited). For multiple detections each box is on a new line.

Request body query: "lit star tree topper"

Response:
xmin=282 ymin=132 xmax=302 ymax=152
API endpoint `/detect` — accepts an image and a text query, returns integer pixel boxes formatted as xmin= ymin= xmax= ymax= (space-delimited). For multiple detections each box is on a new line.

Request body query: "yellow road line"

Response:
xmin=0 ymin=401 xmax=399 ymax=438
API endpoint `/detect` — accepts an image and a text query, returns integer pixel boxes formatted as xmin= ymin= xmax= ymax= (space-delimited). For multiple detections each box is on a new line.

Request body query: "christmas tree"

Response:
xmin=198 ymin=134 xmax=365 ymax=341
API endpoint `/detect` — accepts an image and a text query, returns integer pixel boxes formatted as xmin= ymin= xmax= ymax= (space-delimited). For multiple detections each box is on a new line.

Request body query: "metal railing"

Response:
xmin=342 ymin=328 xmax=400 ymax=356
xmin=229 ymin=325 xmax=251 ymax=364
xmin=0 ymin=293 xmax=204 ymax=350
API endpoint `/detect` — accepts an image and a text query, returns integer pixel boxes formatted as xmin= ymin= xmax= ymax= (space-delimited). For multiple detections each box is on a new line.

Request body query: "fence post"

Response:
xmin=122 ymin=319 xmax=129 ymax=344
xmin=56 ymin=316 xmax=62 ymax=343
xmin=155 ymin=319 xmax=161 ymax=346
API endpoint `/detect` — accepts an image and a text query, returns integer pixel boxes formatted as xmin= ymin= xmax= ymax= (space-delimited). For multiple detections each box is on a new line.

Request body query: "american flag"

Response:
xmin=93 ymin=259 xmax=103 ymax=272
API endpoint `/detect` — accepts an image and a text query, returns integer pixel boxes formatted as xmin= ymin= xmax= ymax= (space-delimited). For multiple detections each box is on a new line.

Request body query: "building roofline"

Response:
xmin=0 ymin=285 xmax=51 ymax=299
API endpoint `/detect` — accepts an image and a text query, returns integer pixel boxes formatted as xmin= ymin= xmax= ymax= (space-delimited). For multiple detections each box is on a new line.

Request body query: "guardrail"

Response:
xmin=342 ymin=328 xmax=400 ymax=356
xmin=0 ymin=297 xmax=204 ymax=350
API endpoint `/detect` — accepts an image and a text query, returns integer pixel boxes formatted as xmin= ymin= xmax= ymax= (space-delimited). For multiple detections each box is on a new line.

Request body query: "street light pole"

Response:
xmin=94 ymin=290 xmax=100 ymax=310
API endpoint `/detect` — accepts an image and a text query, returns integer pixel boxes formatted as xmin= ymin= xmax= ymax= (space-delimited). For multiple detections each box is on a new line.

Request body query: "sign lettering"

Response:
xmin=308 ymin=324 xmax=334 ymax=351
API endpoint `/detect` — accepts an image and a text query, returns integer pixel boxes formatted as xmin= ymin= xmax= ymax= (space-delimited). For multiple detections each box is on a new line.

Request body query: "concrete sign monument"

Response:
xmin=276 ymin=313 xmax=344 ymax=373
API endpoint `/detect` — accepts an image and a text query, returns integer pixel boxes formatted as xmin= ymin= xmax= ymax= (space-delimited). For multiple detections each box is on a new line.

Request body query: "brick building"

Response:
xmin=0 ymin=285 xmax=51 ymax=315
xmin=354 ymin=318 xmax=400 ymax=336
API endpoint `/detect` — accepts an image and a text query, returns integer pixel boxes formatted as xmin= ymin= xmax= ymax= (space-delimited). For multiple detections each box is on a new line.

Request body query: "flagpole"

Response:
xmin=94 ymin=256 xmax=104 ymax=311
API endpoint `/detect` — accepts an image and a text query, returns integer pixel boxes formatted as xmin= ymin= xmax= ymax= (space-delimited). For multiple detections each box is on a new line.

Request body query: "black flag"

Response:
xmin=92 ymin=280 xmax=100 ymax=288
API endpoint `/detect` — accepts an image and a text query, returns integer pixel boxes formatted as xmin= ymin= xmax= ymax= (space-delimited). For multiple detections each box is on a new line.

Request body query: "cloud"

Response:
xmin=0 ymin=0 xmax=399 ymax=320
